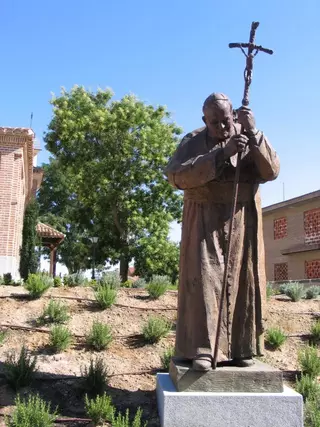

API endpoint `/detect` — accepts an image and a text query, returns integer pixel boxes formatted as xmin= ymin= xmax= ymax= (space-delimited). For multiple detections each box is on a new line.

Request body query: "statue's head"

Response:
xmin=202 ymin=93 xmax=234 ymax=141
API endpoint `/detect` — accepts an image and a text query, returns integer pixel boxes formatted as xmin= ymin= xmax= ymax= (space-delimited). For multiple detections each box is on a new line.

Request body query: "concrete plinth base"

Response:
xmin=156 ymin=373 xmax=303 ymax=427
xmin=169 ymin=357 xmax=283 ymax=392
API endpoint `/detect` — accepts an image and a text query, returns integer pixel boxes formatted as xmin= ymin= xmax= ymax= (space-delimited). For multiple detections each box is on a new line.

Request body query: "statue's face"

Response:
xmin=203 ymin=103 xmax=233 ymax=141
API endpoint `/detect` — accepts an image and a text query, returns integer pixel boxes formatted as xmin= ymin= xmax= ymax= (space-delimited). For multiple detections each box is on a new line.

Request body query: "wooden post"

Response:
xmin=49 ymin=247 xmax=54 ymax=277
xmin=52 ymin=247 xmax=57 ymax=278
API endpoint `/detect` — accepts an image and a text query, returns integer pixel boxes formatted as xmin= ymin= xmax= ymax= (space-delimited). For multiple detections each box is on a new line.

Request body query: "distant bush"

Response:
xmin=86 ymin=321 xmax=113 ymax=351
xmin=3 ymin=273 xmax=13 ymax=285
xmin=53 ymin=276 xmax=62 ymax=287
xmin=82 ymin=357 xmax=109 ymax=397
xmin=284 ymin=283 xmax=305 ymax=302
xmin=111 ymin=407 xmax=147 ymax=427
xmin=99 ymin=272 xmax=121 ymax=289
xmin=132 ymin=278 xmax=147 ymax=289
xmin=160 ymin=345 xmax=175 ymax=371
xmin=298 ymin=346 xmax=320 ymax=379
xmin=266 ymin=282 xmax=273 ymax=299
xmin=279 ymin=283 xmax=289 ymax=294
xmin=38 ymin=300 xmax=69 ymax=325
xmin=0 ymin=330 xmax=7 ymax=346
xmin=64 ymin=272 xmax=87 ymax=287
xmin=121 ymin=280 xmax=132 ymax=288
xmin=147 ymin=275 xmax=170 ymax=299
xmin=295 ymin=374 xmax=320 ymax=402
xmin=4 ymin=346 xmax=37 ymax=390
xmin=306 ymin=286 xmax=320 ymax=300
xmin=265 ymin=327 xmax=287 ymax=350
xmin=25 ymin=273 xmax=52 ymax=299
xmin=143 ymin=317 xmax=171 ymax=344
xmin=5 ymin=394 xmax=57 ymax=427
xmin=95 ymin=285 xmax=117 ymax=309
xmin=85 ymin=393 xmax=113 ymax=425
xmin=49 ymin=325 xmax=72 ymax=352
xmin=305 ymin=397 xmax=320 ymax=427
xmin=310 ymin=321 xmax=320 ymax=345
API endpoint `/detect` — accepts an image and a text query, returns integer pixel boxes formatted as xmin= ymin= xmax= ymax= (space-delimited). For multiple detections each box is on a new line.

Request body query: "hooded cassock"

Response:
xmin=165 ymin=124 xmax=280 ymax=361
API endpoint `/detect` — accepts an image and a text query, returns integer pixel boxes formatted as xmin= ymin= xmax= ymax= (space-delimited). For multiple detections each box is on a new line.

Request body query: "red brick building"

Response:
xmin=0 ymin=127 xmax=43 ymax=279
xmin=263 ymin=190 xmax=320 ymax=281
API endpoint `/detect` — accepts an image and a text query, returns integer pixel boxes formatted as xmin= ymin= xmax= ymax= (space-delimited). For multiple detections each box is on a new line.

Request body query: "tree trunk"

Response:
xmin=120 ymin=255 xmax=129 ymax=283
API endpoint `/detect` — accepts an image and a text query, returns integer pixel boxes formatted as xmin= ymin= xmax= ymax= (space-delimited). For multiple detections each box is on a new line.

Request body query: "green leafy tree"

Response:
xmin=37 ymin=161 xmax=107 ymax=273
xmin=20 ymin=198 xmax=40 ymax=280
xmin=134 ymin=233 xmax=180 ymax=283
xmin=43 ymin=86 xmax=182 ymax=281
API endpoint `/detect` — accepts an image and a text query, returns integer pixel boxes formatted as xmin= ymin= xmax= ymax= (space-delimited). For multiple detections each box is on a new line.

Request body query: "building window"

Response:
xmin=304 ymin=208 xmax=320 ymax=244
xmin=274 ymin=217 xmax=287 ymax=240
xmin=274 ymin=263 xmax=288 ymax=281
xmin=305 ymin=260 xmax=320 ymax=279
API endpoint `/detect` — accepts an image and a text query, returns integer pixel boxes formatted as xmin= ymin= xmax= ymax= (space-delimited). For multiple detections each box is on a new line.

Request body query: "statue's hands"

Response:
xmin=223 ymin=134 xmax=248 ymax=159
xmin=237 ymin=106 xmax=257 ymax=134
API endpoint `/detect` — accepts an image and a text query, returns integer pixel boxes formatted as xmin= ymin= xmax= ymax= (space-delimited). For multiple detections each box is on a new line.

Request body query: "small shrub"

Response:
xmin=82 ymin=357 xmax=109 ymax=396
xmin=298 ymin=346 xmax=320 ymax=379
xmin=132 ymin=278 xmax=147 ymax=289
xmin=53 ymin=276 xmax=62 ymax=287
xmin=160 ymin=345 xmax=175 ymax=371
xmin=0 ymin=330 xmax=7 ymax=345
xmin=38 ymin=300 xmax=69 ymax=325
xmin=284 ymin=282 xmax=305 ymax=302
xmin=310 ymin=321 xmax=320 ymax=345
xmin=265 ymin=327 xmax=287 ymax=350
xmin=4 ymin=346 xmax=37 ymax=390
xmin=121 ymin=280 xmax=132 ymax=288
xmin=85 ymin=392 xmax=113 ymax=425
xmin=111 ymin=407 xmax=147 ymax=427
xmin=49 ymin=325 xmax=72 ymax=352
xmin=5 ymin=394 xmax=57 ymax=427
xmin=306 ymin=286 xmax=320 ymax=300
xmin=25 ymin=273 xmax=51 ymax=299
xmin=86 ymin=321 xmax=113 ymax=351
xmin=95 ymin=285 xmax=117 ymax=309
xmin=143 ymin=317 xmax=171 ymax=344
xmin=99 ymin=272 xmax=121 ymax=289
xmin=64 ymin=272 xmax=87 ymax=287
xmin=266 ymin=282 xmax=273 ymax=299
xmin=3 ymin=273 xmax=12 ymax=285
xmin=305 ymin=398 xmax=320 ymax=427
xmin=147 ymin=275 xmax=170 ymax=299
xmin=279 ymin=283 xmax=289 ymax=294
xmin=296 ymin=374 xmax=320 ymax=402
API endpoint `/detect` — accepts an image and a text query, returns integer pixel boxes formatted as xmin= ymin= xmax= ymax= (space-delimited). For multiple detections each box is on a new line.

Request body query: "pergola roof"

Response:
xmin=37 ymin=222 xmax=65 ymax=239
xmin=36 ymin=223 xmax=65 ymax=249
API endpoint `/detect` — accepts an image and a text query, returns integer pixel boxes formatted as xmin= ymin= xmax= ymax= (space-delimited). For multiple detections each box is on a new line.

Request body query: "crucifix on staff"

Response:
xmin=165 ymin=21 xmax=280 ymax=371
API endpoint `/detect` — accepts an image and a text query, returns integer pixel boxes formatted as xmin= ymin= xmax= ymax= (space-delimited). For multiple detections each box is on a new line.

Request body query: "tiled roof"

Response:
xmin=0 ymin=127 xmax=34 ymax=137
xmin=36 ymin=222 xmax=65 ymax=239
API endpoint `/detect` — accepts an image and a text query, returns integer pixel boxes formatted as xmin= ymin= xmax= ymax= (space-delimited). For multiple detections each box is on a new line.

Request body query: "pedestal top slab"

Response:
xmin=169 ymin=357 xmax=283 ymax=393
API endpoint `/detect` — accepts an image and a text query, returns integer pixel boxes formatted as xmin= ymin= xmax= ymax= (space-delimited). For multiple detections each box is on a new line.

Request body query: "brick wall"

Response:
xmin=0 ymin=129 xmax=34 ymax=278
xmin=274 ymin=217 xmax=287 ymax=240
xmin=274 ymin=262 xmax=288 ymax=281
xmin=263 ymin=197 xmax=320 ymax=281
xmin=305 ymin=260 xmax=320 ymax=279
xmin=304 ymin=208 xmax=320 ymax=244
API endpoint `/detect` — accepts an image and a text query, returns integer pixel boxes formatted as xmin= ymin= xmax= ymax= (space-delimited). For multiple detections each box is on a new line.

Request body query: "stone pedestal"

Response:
xmin=156 ymin=373 xmax=303 ymax=427
xmin=169 ymin=357 xmax=283 ymax=392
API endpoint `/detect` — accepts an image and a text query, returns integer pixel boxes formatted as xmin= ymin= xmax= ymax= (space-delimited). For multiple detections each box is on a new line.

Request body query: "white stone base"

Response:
xmin=0 ymin=256 xmax=19 ymax=280
xmin=156 ymin=373 xmax=303 ymax=427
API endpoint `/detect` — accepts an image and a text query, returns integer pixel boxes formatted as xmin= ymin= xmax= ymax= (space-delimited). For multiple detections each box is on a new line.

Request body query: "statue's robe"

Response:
xmin=165 ymin=124 xmax=280 ymax=361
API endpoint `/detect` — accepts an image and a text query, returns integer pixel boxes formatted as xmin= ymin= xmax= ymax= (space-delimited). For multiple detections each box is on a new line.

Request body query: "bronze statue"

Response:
xmin=165 ymin=93 xmax=280 ymax=371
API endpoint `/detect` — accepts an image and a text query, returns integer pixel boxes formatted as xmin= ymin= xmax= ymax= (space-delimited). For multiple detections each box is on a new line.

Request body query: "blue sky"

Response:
xmin=1 ymin=0 xmax=320 ymax=243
